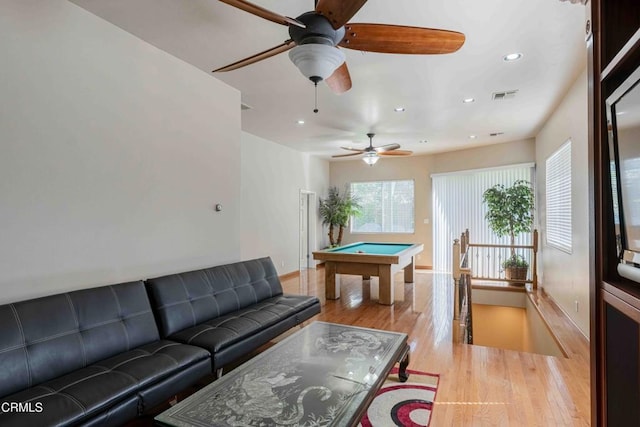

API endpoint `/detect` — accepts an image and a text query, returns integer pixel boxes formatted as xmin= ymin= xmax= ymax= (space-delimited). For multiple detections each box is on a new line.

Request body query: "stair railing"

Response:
xmin=464 ymin=229 xmax=538 ymax=289
xmin=452 ymin=237 xmax=473 ymax=344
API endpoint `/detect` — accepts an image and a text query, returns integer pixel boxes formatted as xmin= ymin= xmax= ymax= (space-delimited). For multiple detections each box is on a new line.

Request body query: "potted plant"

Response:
xmin=482 ymin=180 xmax=534 ymax=284
xmin=319 ymin=186 xmax=361 ymax=247
xmin=501 ymin=254 xmax=529 ymax=282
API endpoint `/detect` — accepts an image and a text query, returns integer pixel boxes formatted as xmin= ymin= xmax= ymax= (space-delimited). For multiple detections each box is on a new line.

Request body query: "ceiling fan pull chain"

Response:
xmin=314 ymin=82 xmax=319 ymax=113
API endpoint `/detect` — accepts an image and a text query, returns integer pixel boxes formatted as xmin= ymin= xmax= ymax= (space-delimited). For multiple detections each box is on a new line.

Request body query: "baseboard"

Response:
xmin=416 ymin=265 xmax=432 ymax=270
xmin=278 ymin=270 xmax=301 ymax=281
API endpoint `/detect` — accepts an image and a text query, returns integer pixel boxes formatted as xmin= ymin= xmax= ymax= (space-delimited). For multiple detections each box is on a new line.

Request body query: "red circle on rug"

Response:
xmin=391 ymin=399 xmax=434 ymax=427
xmin=360 ymin=384 xmax=436 ymax=427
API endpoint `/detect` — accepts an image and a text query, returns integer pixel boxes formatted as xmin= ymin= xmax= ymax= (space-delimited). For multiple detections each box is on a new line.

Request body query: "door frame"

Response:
xmin=299 ymin=190 xmax=317 ymax=270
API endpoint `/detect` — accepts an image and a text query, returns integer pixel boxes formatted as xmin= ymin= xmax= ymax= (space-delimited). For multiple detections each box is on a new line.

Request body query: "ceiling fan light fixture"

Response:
xmin=288 ymin=44 xmax=345 ymax=82
xmin=362 ymin=152 xmax=379 ymax=166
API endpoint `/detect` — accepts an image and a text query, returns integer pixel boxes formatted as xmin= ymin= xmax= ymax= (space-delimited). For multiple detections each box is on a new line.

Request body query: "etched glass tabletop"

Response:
xmin=155 ymin=321 xmax=409 ymax=427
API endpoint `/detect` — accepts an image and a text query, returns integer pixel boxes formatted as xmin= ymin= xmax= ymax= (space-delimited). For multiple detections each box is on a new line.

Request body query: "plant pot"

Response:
xmin=505 ymin=266 xmax=528 ymax=285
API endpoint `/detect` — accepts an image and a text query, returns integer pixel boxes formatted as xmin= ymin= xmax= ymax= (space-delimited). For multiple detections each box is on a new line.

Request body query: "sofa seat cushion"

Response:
xmin=168 ymin=294 xmax=317 ymax=353
xmin=0 ymin=340 xmax=209 ymax=426
xmin=94 ymin=340 xmax=209 ymax=389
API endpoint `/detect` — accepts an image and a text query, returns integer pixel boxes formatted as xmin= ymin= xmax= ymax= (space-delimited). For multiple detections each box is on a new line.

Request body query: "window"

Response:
xmin=546 ymin=140 xmax=572 ymax=253
xmin=350 ymin=180 xmax=414 ymax=233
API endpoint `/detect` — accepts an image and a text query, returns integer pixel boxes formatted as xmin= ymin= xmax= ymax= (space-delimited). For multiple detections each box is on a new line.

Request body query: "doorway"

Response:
xmin=299 ymin=190 xmax=317 ymax=270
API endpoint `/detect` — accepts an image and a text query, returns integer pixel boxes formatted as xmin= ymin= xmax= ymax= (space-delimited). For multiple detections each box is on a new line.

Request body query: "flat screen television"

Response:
xmin=606 ymin=66 xmax=640 ymax=284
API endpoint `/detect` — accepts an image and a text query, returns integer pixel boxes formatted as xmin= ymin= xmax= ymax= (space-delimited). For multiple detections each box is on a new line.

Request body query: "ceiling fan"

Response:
xmin=333 ymin=133 xmax=412 ymax=165
xmin=213 ymin=0 xmax=465 ymax=95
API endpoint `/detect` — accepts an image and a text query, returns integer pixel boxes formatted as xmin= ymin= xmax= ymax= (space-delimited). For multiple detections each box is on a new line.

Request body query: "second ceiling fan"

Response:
xmin=333 ymin=133 xmax=412 ymax=165
xmin=213 ymin=0 xmax=465 ymax=94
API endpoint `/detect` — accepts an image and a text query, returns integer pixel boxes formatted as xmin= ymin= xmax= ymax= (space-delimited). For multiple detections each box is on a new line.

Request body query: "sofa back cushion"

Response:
xmin=0 ymin=281 xmax=159 ymax=398
xmin=145 ymin=257 xmax=283 ymax=337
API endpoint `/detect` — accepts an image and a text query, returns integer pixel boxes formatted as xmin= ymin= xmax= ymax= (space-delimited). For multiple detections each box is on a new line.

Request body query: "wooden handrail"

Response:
xmin=452 ymin=239 xmax=461 ymax=282
xmin=452 ymin=229 xmax=539 ymax=345
xmin=467 ymin=243 xmax=535 ymax=249
xmin=452 ymin=235 xmax=473 ymax=343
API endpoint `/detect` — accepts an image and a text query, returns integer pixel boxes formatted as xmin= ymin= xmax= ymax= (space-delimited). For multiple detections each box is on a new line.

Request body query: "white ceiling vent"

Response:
xmin=241 ymin=102 xmax=252 ymax=111
xmin=489 ymin=132 xmax=505 ymax=137
xmin=492 ymin=90 xmax=518 ymax=101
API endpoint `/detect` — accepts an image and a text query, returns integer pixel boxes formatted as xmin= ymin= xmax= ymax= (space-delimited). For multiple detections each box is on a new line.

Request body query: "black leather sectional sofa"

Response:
xmin=0 ymin=257 xmax=320 ymax=426
xmin=146 ymin=257 xmax=321 ymax=377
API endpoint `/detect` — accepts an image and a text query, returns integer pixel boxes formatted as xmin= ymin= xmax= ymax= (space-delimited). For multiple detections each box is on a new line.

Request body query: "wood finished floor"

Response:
xmin=284 ymin=268 xmax=591 ymax=427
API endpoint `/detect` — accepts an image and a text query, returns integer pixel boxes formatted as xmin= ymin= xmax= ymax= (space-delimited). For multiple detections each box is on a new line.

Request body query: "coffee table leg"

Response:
xmin=398 ymin=344 xmax=410 ymax=382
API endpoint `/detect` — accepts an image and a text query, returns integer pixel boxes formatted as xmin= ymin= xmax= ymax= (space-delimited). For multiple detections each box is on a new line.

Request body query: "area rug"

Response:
xmin=359 ymin=368 xmax=439 ymax=427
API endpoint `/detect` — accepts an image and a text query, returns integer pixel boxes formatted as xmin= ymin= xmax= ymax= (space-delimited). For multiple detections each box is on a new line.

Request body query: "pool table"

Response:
xmin=313 ymin=242 xmax=424 ymax=305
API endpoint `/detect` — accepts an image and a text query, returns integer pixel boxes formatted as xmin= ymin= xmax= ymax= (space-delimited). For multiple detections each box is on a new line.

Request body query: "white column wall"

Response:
xmin=535 ymin=69 xmax=589 ymax=337
xmin=0 ymin=0 xmax=241 ymax=302
xmin=240 ymin=132 xmax=330 ymax=275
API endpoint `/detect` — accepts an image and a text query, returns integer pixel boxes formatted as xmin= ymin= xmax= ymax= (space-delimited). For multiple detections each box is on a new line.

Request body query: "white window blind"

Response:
xmin=545 ymin=140 xmax=572 ymax=253
xmin=431 ymin=164 xmax=535 ymax=272
xmin=350 ymin=180 xmax=414 ymax=233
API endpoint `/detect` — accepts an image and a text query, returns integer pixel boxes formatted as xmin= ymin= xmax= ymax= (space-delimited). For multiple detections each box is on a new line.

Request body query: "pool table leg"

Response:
xmin=378 ymin=266 xmax=393 ymax=305
xmin=403 ymin=256 xmax=415 ymax=283
xmin=325 ymin=262 xmax=340 ymax=300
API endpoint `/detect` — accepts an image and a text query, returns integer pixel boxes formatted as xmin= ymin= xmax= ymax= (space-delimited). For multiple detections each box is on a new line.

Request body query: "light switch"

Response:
xmin=423 ymin=218 xmax=429 ymax=224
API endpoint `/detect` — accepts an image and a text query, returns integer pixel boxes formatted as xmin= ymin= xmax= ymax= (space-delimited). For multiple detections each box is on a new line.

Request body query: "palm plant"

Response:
xmin=319 ymin=186 xmax=361 ymax=246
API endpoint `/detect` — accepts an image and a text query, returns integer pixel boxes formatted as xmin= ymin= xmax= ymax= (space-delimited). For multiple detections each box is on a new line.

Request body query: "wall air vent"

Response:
xmin=241 ymin=103 xmax=252 ymax=111
xmin=492 ymin=90 xmax=518 ymax=100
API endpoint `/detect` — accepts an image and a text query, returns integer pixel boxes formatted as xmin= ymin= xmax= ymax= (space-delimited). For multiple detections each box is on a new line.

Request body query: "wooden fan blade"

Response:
xmin=213 ymin=40 xmax=295 ymax=72
xmin=325 ymin=62 xmax=352 ymax=94
xmin=315 ymin=0 xmax=368 ymax=30
xmin=333 ymin=152 xmax=364 ymax=158
xmin=219 ymin=0 xmax=305 ymax=28
xmin=375 ymin=143 xmax=401 ymax=152
xmin=339 ymin=23 xmax=465 ymax=54
xmin=378 ymin=150 xmax=413 ymax=156
xmin=339 ymin=147 xmax=366 ymax=152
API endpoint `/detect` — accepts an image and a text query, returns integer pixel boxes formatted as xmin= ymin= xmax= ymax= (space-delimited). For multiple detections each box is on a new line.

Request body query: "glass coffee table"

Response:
xmin=155 ymin=321 xmax=410 ymax=427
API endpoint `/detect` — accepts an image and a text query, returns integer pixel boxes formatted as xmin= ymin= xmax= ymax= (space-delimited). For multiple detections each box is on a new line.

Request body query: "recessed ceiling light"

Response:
xmin=297 ymin=120 xmax=305 ymax=125
xmin=394 ymin=107 xmax=406 ymax=112
xmin=503 ymin=52 xmax=523 ymax=62
xmin=469 ymin=135 xmax=477 ymax=139
xmin=463 ymin=98 xmax=475 ymax=104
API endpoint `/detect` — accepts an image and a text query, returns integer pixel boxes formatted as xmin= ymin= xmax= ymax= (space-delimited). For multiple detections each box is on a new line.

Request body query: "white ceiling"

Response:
xmin=71 ymin=0 xmax=588 ymax=159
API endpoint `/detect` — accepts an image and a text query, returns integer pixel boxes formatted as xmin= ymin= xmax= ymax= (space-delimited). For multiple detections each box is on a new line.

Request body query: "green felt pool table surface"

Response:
xmin=326 ymin=242 xmax=414 ymax=255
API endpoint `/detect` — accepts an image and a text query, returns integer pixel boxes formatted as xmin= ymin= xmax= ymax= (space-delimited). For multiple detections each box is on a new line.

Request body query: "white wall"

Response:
xmin=240 ymin=132 xmax=330 ymax=275
xmin=535 ymin=68 xmax=589 ymax=337
xmin=330 ymin=139 xmax=535 ymax=268
xmin=0 ymin=0 xmax=241 ymax=303
xmin=330 ymin=155 xmax=434 ymax=268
